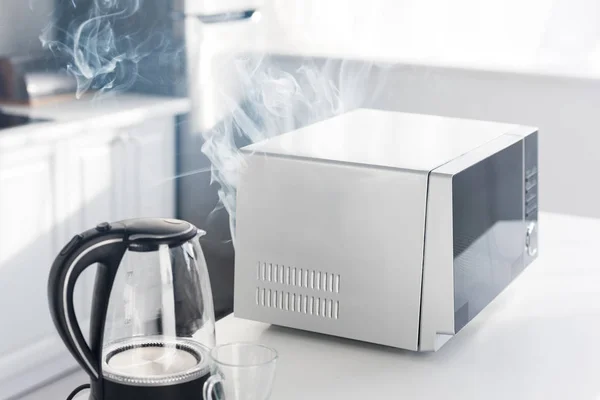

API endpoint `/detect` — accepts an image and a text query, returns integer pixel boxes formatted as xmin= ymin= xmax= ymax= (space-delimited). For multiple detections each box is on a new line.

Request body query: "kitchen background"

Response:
xmin=1 ymin=0 xmax=600 ymax=398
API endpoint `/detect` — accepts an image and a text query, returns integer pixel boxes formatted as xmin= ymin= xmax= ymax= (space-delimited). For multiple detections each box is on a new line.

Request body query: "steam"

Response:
xmin=37 ymin=0 xmax=390 ymax=244
xmin=40 ymin=0 xmax=172 ymax=98
xmin=201 ymin=55 xmax=390 ymax=241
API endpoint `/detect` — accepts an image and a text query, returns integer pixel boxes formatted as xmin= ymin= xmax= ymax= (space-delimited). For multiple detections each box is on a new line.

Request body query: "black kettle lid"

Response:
xmin=120 ymin=218 xmax=198 ymax=251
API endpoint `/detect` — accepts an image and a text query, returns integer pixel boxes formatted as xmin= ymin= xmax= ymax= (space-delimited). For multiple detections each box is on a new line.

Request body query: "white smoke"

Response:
xmin=201 ymin=54 xmax=391 ymax=241
xmin=37 ymin=0 xmax=391 ymax=244
xmin=40 ymin=0 xmax=169 ymax=98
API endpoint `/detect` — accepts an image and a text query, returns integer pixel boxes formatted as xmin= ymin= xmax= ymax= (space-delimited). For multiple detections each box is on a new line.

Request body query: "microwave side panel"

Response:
xmin=234 ymin=153 xmax=428 ymax=350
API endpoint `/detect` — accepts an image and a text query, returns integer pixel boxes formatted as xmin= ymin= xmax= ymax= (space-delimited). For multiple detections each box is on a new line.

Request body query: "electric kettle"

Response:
xmin=48 ymin=218 xmax=216 ymax=400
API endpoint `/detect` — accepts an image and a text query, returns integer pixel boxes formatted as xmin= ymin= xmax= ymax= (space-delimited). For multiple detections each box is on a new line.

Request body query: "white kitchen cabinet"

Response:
xmin=55 ymin=129 xmax=119 ymax=243
xmin=0 ymin=145 xmax=66 ymax=398
xmin=0 ymin=115 xmax=178 ymax=399
xmin=0 ymin=148 xmax=55 ymax=347
xmin=55 ymin=128 xmax=121 ymax=326
xmin=125 ymin=118 xmax=176 ymax=219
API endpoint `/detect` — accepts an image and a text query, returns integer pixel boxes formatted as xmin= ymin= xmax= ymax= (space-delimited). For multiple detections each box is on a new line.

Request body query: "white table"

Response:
xmin=215 ymin=212 xmax=600 ymax=400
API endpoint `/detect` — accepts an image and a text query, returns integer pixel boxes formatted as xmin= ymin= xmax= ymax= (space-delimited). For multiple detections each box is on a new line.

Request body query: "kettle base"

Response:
xmin=101 ymin=373 xmax=210 ymax=400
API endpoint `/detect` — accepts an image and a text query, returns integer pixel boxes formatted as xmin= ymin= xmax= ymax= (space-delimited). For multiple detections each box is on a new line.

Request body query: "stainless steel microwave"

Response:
xmin=234 ymin=109 xmax=538 ymax=351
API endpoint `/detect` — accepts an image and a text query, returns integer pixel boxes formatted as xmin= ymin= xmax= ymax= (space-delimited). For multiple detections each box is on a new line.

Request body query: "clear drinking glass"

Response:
xmin=203 ymin=343 xmax=278 ymax=400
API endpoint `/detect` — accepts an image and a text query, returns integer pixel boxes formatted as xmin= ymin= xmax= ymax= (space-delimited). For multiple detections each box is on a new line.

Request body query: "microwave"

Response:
xmin=233 ymin=109 xmax=538 ymax=351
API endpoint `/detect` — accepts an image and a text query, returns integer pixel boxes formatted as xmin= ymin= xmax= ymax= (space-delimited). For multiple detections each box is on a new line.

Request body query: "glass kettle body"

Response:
xmin=48 ymin=218 xmax=216 ymax=400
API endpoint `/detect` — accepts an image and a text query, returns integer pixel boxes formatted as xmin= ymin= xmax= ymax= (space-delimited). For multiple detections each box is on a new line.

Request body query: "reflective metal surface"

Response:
xmin=242 ymin=109 xmax=518 ymax=172
xmin=235 ymin=109 xmax=538 ymax=352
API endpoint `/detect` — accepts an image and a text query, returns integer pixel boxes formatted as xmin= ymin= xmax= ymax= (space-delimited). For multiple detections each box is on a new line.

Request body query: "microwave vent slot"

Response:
xmin=256 ymin=261 xmax=340 ymax=293
xmin=255 ymin=286 xmax=339 ymax=319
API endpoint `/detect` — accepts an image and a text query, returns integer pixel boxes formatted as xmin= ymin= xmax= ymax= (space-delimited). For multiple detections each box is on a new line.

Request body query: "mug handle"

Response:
xmin=203 ymin=375 xmax=223 ymax=400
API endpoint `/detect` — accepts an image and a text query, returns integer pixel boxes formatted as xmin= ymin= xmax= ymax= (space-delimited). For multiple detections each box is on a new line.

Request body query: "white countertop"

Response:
xmin=216 ymin=212 xmax=600 ymax=400
xmin=0 ymin=94 xmax=190 ymax=150
xmin=0 ymin=93 xmax=190 ymax=122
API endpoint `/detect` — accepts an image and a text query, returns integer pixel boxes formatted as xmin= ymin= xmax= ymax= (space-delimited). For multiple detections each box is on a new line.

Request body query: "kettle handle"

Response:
xmin=48 ymin=228 xmax=127 ymax=380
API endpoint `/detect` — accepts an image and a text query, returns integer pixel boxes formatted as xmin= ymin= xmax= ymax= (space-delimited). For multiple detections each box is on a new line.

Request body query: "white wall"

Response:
xmin=255 ymin=0 xmax=600 ymax=218
xmin=262 ymin=0 xmax=600 ymax=77
xmin=368 ymin=66 xmax=600 ymax=218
